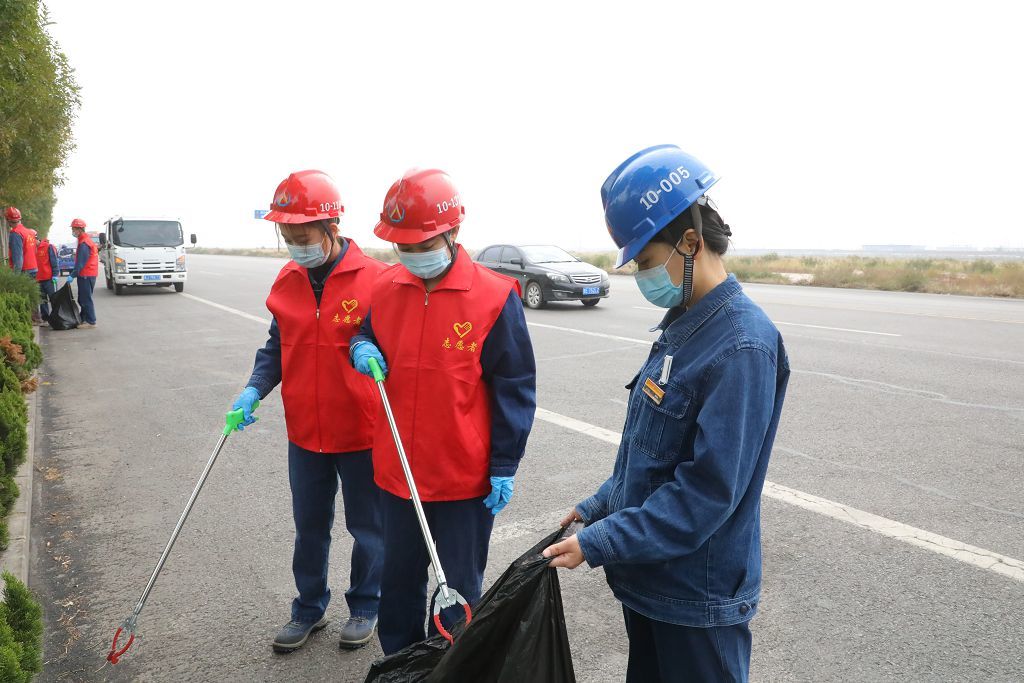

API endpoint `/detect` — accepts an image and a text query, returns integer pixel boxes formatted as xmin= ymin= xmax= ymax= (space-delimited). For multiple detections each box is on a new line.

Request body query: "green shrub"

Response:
xmin=0 ymin=274 xmax=38 ymax=309
xmin=0 ymin=366 xmax=18 ymax=397
xmin=0 ymin=572 xmax=43 ymax=681
xmin=0 ymin=391 xmax=28 ymax=476
xmin=0 ymin=521 xmax=7 ymax=554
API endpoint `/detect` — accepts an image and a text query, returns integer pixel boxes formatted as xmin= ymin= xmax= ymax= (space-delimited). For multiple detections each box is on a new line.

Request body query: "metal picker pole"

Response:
xmin=107 ymin=401 xmax=258 ymax=664
xmin=369 ymin=358 xmax=453 ymax=603
xmin=368 ymin=358 xmax=472 ymax=644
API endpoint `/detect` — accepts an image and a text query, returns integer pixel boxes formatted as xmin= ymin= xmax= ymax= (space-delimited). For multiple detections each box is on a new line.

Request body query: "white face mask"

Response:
xmin=397 ymin=246 xmax=452 ymax=279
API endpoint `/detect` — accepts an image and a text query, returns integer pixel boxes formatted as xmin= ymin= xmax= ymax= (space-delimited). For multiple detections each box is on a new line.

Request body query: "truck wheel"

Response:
xmin=114 ymin=283 xmax=124 ymax=296
xmin=174 ymin=283 xmax=184 ymax=293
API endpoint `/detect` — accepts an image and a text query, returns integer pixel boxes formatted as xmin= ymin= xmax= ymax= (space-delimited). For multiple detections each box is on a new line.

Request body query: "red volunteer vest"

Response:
xmin=369 ymin=246 xmax=519 ymax=502
xmin=266 ymin=240 xmax=386 ymax=454
xmin=36 ymin=241 xmax=55 ymax=281
xmin=77 ymin=233 xmax=99 ymax=276
xmin=9 ymin=224 xmax=38 ymax=271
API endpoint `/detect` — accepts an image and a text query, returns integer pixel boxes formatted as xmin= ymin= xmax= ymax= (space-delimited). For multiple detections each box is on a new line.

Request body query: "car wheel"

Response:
xmin=582 ymin=299 xmax=599 ymax=307
xmin=174 ymin=283 xmax=184 ymax=293
xmin=114 ymin=283 xmax=124 ymax=296
xmin=525 ymin=281 xmax=545 ymax=309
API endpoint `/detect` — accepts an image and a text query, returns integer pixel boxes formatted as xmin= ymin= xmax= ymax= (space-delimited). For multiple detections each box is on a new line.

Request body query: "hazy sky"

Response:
xmin=44 ymin=1 xmax=1024 ymax=252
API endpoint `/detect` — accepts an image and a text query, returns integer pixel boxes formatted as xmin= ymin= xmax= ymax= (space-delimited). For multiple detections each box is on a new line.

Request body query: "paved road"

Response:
xmin=32 ymin=254 xmax=1024 ymax=682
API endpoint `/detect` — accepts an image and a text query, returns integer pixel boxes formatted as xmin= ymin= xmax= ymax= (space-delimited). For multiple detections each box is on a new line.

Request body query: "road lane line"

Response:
xmin=631 ymin=307 xmax=900 ymax=336
xmin=181 ymin=293 xmax=272 ymax=326
xmin=772 ymin=321 xmax=900 ymax=336
xmin=532 ymin=408 xmax=1024 ymax=584
xmin=527 ymin=322 xmax=654 ymax=345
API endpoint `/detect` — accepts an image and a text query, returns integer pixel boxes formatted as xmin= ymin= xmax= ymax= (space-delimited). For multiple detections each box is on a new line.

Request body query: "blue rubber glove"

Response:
xmin=352 ymin=341 xmax=387 ymax=378
xmin=483 ymin=476 xmax=514 ymax=515
xmin=231 ymin=387 xmax=261 ymax=431
xmin=65 ymin=275 xmax=74 ymax=286
xmin=51 ymin=277 xmax=58 ymax=288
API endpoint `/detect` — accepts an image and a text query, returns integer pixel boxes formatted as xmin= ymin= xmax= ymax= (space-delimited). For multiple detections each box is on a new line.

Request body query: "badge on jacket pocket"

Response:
xmin=642 ymin=377 xmax=665 ymax=405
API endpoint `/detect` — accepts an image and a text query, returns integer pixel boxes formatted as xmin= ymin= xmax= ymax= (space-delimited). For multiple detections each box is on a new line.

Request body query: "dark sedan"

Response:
xmin=475 ymin=244 xmax=610 ymax=309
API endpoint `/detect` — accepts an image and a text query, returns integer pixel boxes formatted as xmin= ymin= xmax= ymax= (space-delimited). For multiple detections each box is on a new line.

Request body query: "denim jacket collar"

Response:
xmin=658 ymin=274 xmax=742 ymax=345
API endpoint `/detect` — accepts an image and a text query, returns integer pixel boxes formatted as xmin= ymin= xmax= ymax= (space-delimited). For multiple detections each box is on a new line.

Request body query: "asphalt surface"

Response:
xmin=32 ymin=253 xmax=1024 ymax=682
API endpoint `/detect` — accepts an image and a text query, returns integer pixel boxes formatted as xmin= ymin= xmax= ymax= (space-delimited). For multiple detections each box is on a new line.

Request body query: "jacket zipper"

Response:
xmin=407 ymin=286 xmax=429 ymax=494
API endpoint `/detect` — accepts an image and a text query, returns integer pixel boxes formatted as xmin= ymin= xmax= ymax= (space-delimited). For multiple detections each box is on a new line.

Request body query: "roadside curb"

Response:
xmin=0 ymin=325 xmax=40 ymax=584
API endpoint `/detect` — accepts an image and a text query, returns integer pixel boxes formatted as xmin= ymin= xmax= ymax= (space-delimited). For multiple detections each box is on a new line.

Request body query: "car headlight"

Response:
xmin=549 ymin=272 xmax=571 ymax=284
xmin=114 ymin=257 xmax=127 ymax=273
xmin=175 ymin=255 xmax=186 ymax=272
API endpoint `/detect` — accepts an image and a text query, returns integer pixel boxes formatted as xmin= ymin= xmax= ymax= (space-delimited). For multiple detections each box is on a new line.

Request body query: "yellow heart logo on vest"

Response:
xmin=341 ymin=299 xmax=358 ymax=313
xmin=453 ymin=321 xmax=473 ymax=338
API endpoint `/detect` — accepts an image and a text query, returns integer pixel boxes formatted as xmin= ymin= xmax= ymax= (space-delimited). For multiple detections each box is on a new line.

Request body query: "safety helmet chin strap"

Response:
xmin=681 ymin=202 xmax=702 ymax=309
xmin=433 ymin=230 xmax=459 ymax=280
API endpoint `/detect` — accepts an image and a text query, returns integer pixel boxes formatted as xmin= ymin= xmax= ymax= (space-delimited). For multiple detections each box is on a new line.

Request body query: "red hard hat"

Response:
xmin=265 ymin=170 xmax=344 ymax=224
xmin=374 ymin=169 xmax=464 ymax=244
xmin=5 ymin=207 xmax=20 ymax=221
xmin=71 ymin=218 xmax=87 ymax=229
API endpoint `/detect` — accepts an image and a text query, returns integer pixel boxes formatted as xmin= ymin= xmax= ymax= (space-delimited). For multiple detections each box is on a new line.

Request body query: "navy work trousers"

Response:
xmin=623 ymin=606 xmax=753 ymax=682
xmin=288 ymin=443 xmax=383 ymax=623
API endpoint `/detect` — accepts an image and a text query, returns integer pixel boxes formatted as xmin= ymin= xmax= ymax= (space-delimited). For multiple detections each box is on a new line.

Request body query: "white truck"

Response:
xmin=99 ymin=216 xmax=196 ymax=295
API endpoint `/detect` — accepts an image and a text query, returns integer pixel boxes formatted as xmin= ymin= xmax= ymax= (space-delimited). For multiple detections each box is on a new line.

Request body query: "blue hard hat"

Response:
xmin=601 ymin=145 xmax=719 ymax=268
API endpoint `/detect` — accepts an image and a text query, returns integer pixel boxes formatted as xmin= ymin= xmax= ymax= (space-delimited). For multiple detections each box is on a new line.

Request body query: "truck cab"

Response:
xmin=100 ymin=216 xmax=196 ymax=295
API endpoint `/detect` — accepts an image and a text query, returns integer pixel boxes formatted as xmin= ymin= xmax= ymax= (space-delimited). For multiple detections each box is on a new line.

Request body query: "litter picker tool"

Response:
xmin=106 ymin=401 xmax=259 ymax=664
xmin=368 ymin=357 xmax=472 ymax=644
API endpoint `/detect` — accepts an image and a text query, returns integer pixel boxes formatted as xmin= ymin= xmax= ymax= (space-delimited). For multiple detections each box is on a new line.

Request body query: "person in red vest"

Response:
xmin=350 ymin=168 xmax=537 ymax=655
xmin=35 ymin=231 xmax=59 ymax=322
xmin=68 ymin=218 xmax=99 ymax=328
xmin=6 ymin=207 xmax=39 ymax=279
xmin=229 ymin=170 xmax=387 ymax=653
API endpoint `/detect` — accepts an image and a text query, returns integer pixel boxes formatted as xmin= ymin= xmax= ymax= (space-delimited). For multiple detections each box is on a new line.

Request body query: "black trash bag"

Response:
xmin=47 ymin=282 xmax=81 ymax=330
xmin=365 ymin=526 xmax=578 ymax=683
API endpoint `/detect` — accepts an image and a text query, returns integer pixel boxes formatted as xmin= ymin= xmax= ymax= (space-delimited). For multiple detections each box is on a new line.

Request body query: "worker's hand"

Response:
xmin=483 ymin=476 xmax=514 ymax=515
xmin=560 ymin=508 xmax=584 ymax=528
xmin=51 ymin=277 xmax=58 ymax=288
xmin=231 ymin=387 xmax=261 ymax=431
xmin=352 ymin=342 xmax=387 ymax=378
xmin=543 ymin=534 xmax=585 ymax=569
xmin=65 ymin=275 xmax=74 ymax=286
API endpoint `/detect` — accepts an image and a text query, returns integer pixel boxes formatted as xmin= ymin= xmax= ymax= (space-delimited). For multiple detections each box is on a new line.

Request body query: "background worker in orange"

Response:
xmin=230 ymin=170 xmax=388 ymax=653
xmin=35 ymin=230 xmax=59 ymax=321
xmin=351 ymin=168 xmax=537 ymax=654
xmin=68 ymin=218 xmax=99 ymax=328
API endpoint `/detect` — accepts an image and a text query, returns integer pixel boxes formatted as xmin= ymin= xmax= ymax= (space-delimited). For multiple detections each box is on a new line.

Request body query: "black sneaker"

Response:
xmin=339 ymin=615 xmax=377 ymax=650
xmin=272 ymin=615 xmax=329 ymax=653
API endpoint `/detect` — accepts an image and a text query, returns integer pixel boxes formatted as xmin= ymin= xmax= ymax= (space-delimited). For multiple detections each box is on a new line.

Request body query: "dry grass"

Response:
xmin=725 ymin=254 xmax=1024 ymax=298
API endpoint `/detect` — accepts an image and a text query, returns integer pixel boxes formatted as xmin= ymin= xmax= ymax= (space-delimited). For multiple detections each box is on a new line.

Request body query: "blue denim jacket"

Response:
xmin=576 ymin=275 xmax=789 ymax=627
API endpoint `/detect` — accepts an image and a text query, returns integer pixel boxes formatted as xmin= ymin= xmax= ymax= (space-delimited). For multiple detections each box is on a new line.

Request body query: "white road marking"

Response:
xmin=185 ymin=291 xmax=1024 ymax=582
xmin=533 ymin=408 xmax=1024 ymax=584
xmin=528 ymin=322 xmax=653 ymax=346
xmin=631 ymin=306 xmax=900 ymax=336
xmin=181 ymin=293 xmax=272 ymax=326
xmin=773 ymin=321 xmax=900 ymax=337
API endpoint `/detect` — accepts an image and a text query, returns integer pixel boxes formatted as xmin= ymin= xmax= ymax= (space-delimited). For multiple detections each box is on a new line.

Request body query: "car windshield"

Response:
xmin=520 ymin=245 xmax=578 ymax=263
xmin=114 ymin=220 xmax=183 ymax=247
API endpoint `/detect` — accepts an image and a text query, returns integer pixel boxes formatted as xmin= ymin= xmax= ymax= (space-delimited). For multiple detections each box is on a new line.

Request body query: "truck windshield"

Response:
xmin=114 ymin=220 xmax=183 ymax=247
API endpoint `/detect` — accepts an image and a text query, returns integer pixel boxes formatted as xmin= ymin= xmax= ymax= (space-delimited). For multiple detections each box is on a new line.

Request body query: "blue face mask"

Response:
xmin=398 ymin=246 xmax=452 ymax=279
xmin=634 ymin=243 xmax=690 ymax=308
xmin=287 ymin=238 xmax=330 ymax=268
